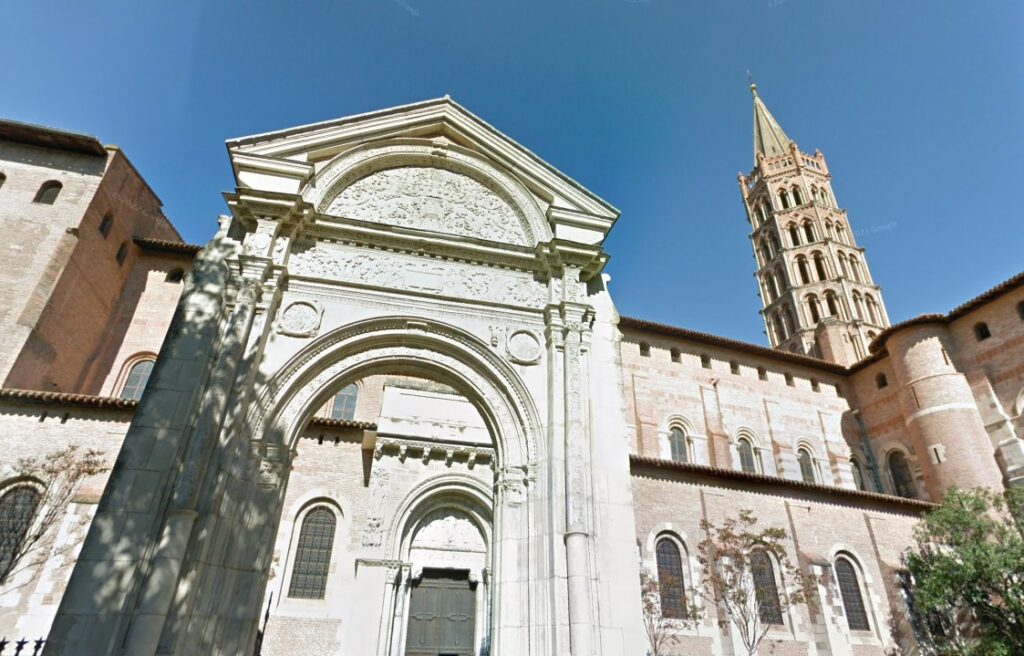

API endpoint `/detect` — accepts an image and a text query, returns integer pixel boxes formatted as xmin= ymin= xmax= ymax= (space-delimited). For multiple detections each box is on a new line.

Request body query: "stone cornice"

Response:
xmin=132 ymin=237 xmax=202 ymax=257
xmin=302 ymin=216 xmax=542 ymax=274
xmin=226 ymin=97 xmax=619 ymax=222
xmin=630 ymin=455 xmax=935 ymax=514
xmin=0 ymin=388 xmax=137 ymax=412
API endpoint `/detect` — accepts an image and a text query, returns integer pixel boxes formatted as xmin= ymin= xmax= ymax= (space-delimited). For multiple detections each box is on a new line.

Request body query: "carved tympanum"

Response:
xmin=325 ymin=166 xmax=529 ymax=245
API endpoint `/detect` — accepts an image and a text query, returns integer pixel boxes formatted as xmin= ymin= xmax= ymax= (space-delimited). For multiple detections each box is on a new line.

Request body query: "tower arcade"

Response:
xmin=739 ymin=83 xmax=889 ymax=365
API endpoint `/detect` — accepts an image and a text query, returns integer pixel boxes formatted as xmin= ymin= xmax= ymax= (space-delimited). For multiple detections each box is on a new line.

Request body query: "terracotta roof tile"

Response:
xmin=630 ymin=454 xmax=935 ymax=512
xmin=0 ymin=388 xmax=137 ymax=410
xmin=133 ymin=237 xmax=203 ymax=256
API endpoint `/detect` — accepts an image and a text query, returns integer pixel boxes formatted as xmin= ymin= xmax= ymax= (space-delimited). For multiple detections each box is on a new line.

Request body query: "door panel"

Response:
xmin=406 ymin=570 xmax=475 ymax=656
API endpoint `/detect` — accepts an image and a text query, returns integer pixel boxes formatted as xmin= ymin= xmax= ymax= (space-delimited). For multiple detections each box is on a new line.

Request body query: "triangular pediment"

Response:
xmin=226 ymin=97 xmax=619 ymax=243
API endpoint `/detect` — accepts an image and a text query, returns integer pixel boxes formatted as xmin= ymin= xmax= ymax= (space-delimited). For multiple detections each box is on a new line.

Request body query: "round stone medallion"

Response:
xmin=507 ymin=329 xmax=541 ymax=364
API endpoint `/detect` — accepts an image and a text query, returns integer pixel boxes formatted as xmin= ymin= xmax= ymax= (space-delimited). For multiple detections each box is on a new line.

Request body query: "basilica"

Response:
xmin=0 ymin=90 xmax=1021 ymax=656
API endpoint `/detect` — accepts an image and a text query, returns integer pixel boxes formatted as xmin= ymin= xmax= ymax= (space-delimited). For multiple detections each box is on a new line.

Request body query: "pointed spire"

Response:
xmin=750 ymin=82 xmax=793 ymax=164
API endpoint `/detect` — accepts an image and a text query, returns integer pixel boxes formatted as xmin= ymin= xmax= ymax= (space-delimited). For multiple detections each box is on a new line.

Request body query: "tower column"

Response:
xmin=886 ymin=323 xmax=1004 ymax=499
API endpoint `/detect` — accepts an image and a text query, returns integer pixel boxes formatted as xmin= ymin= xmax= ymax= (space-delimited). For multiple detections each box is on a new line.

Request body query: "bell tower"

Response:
xmin=738 ymin=82 xmax=889 ymax=365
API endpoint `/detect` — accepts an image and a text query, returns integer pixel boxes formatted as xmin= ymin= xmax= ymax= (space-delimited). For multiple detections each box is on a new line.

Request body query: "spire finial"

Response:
xmin=747 ymin=70 xmax=757 ymax=97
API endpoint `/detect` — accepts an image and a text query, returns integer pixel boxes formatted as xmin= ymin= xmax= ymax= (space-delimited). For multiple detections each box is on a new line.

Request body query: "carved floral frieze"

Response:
xmin=289 ymin=243 xmax=548 ymax=308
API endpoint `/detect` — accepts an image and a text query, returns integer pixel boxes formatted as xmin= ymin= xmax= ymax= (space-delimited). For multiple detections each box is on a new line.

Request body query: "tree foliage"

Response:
xmin=695 ymin=510 xmax=817 ymax=656
xmin=0 ymin=445 xmax=106 ymax=586
xmin=903 ymin=486 xmax=1024 ymax=656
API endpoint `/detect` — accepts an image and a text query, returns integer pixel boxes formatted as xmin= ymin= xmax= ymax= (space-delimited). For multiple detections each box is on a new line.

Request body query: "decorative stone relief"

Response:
xmin=275 ymin=300 xmax=323 ymax=337
xmin=324 ymin=166 xmax=529 ymax=246
xmin=362 ymin=466 xmax=390 ymax=547
xmin=411 ymin=509 xmax=486 ymax=553
xmin=373 ymin=436 xmax=494 ymax=468
xmin=489 ymin=325 xmax=507 ymax=348
xmin=243 ymin=231 xmax=273 ymax=257
xmin=506 ymin=329 xmax=542 ymax=365
xmin=497 ymin=466 xmax=528 ymax=506
xmin=289 ymin=244 xmax=547 ymax=308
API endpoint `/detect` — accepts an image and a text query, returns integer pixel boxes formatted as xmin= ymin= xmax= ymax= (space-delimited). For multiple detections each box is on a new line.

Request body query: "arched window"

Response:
xmin=288 ymin=506 xmax=337 ymax=599
xmin=120 ymin=359 xmax=154 ymax=401
xmin=797 ymin=447 xmax=817 ymax=483
xmin=864 ymin=296 xmax=879 ymax=324
xmin=803 ymin=222 xmax=815 ymax=243
xmin=779 ymin=189 xmax=791 ymax=209
xmin=807 ymin=295 xmax=821 ymax=323
xmin=783 ymin=306 xmax=796 ymax=335
xmin=757 ymin=204 xmax=768 ymax=224
xmin=849 ymin=257 xmax=862 ymax=283
xmin=769 ymin=273 xmax=780 ymax=300
xmin=330 ymin=383 xmax=358 ymax=420
xmin=825 ymin=221 xmax=835 ymax=240
xmin=761 ymin=244 xmax=772 ymax=265
xmin=788 ymin=224 xmax=801 ymax=247
xmin=98 ymin=213 xmax=113 ymax=238
xmin=737 ymin=437 xmax=759 ymax=473
xmin=850 ymin=457 xmax=867 ymax=491
xmin=813 ymin=253 xmax=828 ymax=281
xmin=820 ymin=189 xmax=832 ymax=208
xmin=763 ymin=276 xmax=776 ymax=302
xmin=836 ymin=223 xmax=848 ymax=245
xmin=825 ymin=293 xmax=840 ymax=317
xmin=776 ymin=267 xmax=788 ymax=291
xmin=797 ymin=257 xmax=811 ymax=285
xmin=974 ymin=322 xmax=991 ymax=341
xmin=835 ymin=556 xmax=870 ymax=631
xmin=770 ymin=233 xmax=781 ymax=254
xmin=792 ymin=186 xmax=804 ymax=205
xmin=888 ymin=451 xmax=917 ymax=498
xmin=773 ymin=314 xmax=786 ymax=342
xmin=655 ymin=538 xmax=688 ymax=619
xmin=852 ymin=292 xmax=863 ymax=320
xmin=0 ymin=485 xmax=42 ymax=581
xmin=33 ymin=180 xmax=62 ymax=204
xmin=751 ymin=549 xmax=784 ymax=625
xmin=669 ymin=427 xmax=689 ymax=464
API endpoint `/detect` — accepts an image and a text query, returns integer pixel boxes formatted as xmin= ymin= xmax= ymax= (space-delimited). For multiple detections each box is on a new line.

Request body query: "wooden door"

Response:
xmin=406 ymin=569 xmax=475 ymax=656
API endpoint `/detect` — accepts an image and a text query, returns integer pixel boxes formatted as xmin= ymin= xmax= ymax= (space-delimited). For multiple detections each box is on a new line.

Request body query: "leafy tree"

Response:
xmin=695 ymin=510 xmax=817 ymax=656
xmin=0 ymin=446 xmax=106 ymax=587
xmin=903 ymin=486 xmax=1024 ymax=656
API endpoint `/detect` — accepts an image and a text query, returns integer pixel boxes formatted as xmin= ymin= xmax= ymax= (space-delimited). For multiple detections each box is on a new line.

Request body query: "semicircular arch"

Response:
xmin=248 ymin=316 xmax=541 ymax=471
xmin=304 ymin=138 xmax=551 ymax=246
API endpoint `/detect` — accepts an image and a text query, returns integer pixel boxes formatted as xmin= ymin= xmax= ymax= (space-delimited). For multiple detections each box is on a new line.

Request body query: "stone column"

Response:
xmin=492 ymin=466 xmax=529 ymax=655
xmin=44 ymin=235 xmax=235 ymax=655
xmin=555 ymin=264 xmax=597 ymax=656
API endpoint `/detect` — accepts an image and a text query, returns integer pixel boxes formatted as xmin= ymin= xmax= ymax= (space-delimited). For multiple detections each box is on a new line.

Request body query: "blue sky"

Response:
xmin=2 ymin=1 xmax=1021 ymax=345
